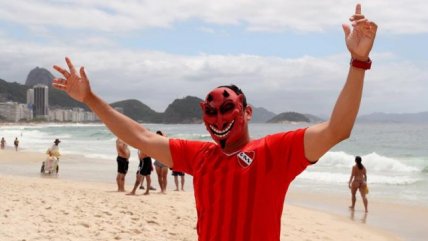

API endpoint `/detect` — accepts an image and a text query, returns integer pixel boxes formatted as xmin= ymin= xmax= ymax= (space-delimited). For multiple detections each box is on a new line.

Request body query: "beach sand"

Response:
xmin=0 ymin=150 xmax=401 ymax=241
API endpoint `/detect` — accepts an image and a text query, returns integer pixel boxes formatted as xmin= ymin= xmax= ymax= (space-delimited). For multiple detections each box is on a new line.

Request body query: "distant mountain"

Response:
xmin=358 ymin=112 xmax=428 ymax=123
xmin=251 ymin=107 xmax=276 ymax=123
xmin=0 ymin=79 xmax=29 ymax=102
xmin=304 ymin=113 xmax=324 ymax=123
xmin=25 ymin=67 xmax=54 ymax=87
xmin=111 ymin=99 xmax=162 ymax=123
xmin=267 ymin=112 xmax=310 ymax=123
xmin=1 ymin=77 xmax=323 ymax=124
xmin=163 ymin=96 xmax=203 ymax=124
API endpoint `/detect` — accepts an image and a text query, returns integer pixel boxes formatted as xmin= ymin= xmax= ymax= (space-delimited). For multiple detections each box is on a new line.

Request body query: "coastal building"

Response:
xmin=26 ymin=89 xmax=34 ymax=120
xmin=48 ymin=107 xmax=98 ymax=122
xmin=0 ymin=102 xmax=31 ymax=122
xmin=33 ymin=84 xmax=49 ymax=119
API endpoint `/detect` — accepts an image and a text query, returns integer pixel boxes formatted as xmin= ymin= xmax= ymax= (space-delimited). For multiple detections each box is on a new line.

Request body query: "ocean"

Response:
xmin=2 ymin=122 xmax=428 ymax=240
xmin=1 ymin=122 xmax=427 ymax=207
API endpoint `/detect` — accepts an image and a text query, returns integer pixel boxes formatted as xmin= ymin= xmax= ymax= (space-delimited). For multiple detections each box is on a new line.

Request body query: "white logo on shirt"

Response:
xmin=237 ymin=151 xmax=255 ymax=168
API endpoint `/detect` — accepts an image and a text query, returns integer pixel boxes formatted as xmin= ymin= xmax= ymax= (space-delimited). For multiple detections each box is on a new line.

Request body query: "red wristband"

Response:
xmin=350 ymin=57 xmax=372 ymax=70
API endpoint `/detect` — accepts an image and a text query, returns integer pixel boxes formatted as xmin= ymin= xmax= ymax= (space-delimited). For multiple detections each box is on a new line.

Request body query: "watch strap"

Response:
xmin=350 ymin=57 xmax=372 ymax=70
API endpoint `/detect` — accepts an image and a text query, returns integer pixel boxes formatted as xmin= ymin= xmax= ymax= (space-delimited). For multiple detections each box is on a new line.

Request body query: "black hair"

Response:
xmin=217 ymin=84 xmax=247 ymax=108
xmin=156 ymin=130 xmax=164 ymax=136
xmin=355 ymin=156 xmax=364 ymax=170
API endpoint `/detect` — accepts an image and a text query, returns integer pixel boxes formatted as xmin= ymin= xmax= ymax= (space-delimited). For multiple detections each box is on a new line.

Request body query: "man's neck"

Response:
xmin=222 ymin=135 xmax=250 ymax=155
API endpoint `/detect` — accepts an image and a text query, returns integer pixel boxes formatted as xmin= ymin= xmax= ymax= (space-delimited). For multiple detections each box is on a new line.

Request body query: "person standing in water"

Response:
xmin=348 ymin=156 xmax=368 ymax=212
xmin=14 ymin=137 xmax=19 ymax=151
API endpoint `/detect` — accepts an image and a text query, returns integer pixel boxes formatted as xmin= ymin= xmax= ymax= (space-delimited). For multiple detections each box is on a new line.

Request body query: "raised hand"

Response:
xmin=342 ymin=4 xmax=378 ymax=60
xmin=53 ymin=57 xmax=92 ymax=103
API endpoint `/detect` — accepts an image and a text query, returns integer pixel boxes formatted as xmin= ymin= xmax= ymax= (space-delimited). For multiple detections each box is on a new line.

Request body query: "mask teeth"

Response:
xmin=210 ymin=120 xmax=234 ymax=135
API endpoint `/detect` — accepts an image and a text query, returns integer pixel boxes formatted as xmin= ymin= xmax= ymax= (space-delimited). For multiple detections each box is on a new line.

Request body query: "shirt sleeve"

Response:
xmin=169 ymin=138 xmax=211 ymax=176
xmin=265 ymin=128 xmax=312 ymax=184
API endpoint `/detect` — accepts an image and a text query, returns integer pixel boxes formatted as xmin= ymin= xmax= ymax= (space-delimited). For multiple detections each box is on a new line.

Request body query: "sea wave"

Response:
xmin=299 ymin=170 xmax=422 ymax=185
xmin=319 ymin=151 xmax=423 ymax=173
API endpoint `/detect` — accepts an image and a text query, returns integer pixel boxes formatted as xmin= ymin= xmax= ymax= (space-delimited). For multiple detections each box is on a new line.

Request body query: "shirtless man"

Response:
xmin=53 ymin=4 xmax=377 ymax=240
xmin=116 ymin=138 xmax=130 ymax=192
xmin=127 ymin=150 xmax=153 ymax=195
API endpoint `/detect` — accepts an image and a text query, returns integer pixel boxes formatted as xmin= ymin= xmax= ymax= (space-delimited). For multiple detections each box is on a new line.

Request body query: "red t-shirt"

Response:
xmin=170 ymin=128 xmax=312 ymax=241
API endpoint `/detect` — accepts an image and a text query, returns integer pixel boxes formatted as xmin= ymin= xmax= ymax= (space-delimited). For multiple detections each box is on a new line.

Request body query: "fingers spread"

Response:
xmin=52 ymin=84 xmax=66 ymax=91
xmin=53 ymin=65 xmax=71 ymax=78
xmin=80 ymin=67 xmax=88 ymax=81
xmin=65 ymin=57 xmax=77 ymax=75
xmin=52 ymin=79 xmax=67 ymax=90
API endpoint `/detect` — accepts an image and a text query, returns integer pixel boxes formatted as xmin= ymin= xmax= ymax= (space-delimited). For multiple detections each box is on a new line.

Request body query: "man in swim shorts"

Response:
xmin=128 ymin=150 xmax=154 ymax=195
xmin=116 ymin=138 xmax=130 ymax=192
xmin=54 ymin=4 xmax=377 ymax=240
xmin=171 ymin=170 xmax=185 ymax=191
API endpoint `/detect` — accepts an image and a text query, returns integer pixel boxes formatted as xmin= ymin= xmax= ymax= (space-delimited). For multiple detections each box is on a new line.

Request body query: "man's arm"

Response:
xmin=53 ymin=58 xmax=172 ymax=167
xmin=304 ymin=4 xmax=378 ymax=162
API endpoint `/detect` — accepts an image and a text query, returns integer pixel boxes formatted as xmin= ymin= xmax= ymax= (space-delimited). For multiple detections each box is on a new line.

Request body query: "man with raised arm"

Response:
xmin=53 ymin=4 xmax=377 ymax=241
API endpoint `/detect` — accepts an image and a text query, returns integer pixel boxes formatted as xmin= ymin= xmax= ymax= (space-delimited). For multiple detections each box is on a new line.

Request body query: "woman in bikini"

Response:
xmin=348 ymin=156 xmax=368 ymax=212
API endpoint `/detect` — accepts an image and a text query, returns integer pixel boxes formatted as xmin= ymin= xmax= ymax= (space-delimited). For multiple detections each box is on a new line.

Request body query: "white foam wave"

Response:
xmin=318 ymin=151 xmax=422 ymax=173
xmin=299 ymin=171 xmax=422 ymax=185
xmin=84 ymin=153 xmax=113 ymax=160
xmin=363 ymin=152 xmax=421 ymax=172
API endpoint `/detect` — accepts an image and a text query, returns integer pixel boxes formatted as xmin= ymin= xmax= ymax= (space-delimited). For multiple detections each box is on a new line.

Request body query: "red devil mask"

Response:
xmin=200 ymin=86 xmax=247 ymax=149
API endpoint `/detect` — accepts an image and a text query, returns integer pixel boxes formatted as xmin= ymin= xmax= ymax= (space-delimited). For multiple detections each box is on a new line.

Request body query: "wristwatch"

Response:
xmin=350 ymin=57 xmax=372 ymax=70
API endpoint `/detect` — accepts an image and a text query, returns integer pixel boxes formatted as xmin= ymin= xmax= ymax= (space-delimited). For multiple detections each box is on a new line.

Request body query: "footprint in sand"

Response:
xmin=103 ymin=211 xmax=113 ymax=216
xmin=79 ymin=222 xmax=90 ymax=228
xmin=146 ymin=220 xmax=159 ymax=225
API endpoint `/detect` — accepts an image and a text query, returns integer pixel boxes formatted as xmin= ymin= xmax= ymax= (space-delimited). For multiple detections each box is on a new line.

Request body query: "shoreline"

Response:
xmin=0 ymin=174 xmax=400 ymax=241
xmin=0 ymin=149 xmax=428 ymax=240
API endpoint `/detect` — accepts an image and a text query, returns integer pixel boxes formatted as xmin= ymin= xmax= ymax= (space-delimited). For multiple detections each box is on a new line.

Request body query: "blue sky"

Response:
xmin=0 ymin=0 xmax=427 ymax=115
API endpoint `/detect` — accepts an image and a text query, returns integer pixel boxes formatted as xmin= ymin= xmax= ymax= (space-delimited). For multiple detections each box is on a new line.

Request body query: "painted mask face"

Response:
xmin=200 ymin=87 xmax=246 ymax=149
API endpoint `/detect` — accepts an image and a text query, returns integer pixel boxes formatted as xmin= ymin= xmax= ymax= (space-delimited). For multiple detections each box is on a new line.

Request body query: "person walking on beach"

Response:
xmin=171 ymin=169 xmax=185 ymax=191
xmin=128 ymin=150 xmax=154 ymax=195
xmin=1 ymin=137 xmax=5 ymax=150
xmin=53 ymin=4 xmax=377 ymax=240
xmin=116 ymin=138 xmax=130 ymax=192
xmin=14 ymin=137 xmax=19 ymax=151
xmin=153 ymin=130 xmax=169 ymax=194
xmin=348 ymin=156 xmax=368 ymax=212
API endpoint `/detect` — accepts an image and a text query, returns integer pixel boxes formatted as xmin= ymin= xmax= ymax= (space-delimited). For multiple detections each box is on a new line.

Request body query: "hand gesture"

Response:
xmin=53 ymin=57 xmax=92 ymax=103
xmin=342 ymin=4 xmax=378 ymax=60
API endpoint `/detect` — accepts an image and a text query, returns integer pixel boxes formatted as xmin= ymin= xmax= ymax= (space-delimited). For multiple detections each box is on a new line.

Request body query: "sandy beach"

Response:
xmin=0 ymin=149 xmax=404 ymax=240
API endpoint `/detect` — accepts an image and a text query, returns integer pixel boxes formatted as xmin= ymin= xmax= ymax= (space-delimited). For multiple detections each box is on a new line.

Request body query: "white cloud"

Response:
xmin=1 ymin=36 xmax=426 ymax=115
xmin=0 ymin=0 xmax=427 ymax=116
xmin=0 ymin=0 xmax=428 ymax=34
